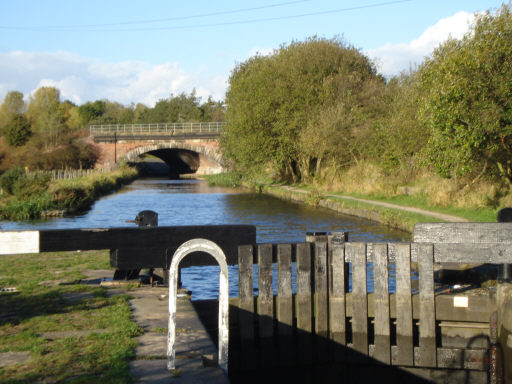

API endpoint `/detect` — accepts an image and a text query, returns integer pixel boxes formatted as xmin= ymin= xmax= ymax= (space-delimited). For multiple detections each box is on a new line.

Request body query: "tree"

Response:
xmin=222 ymin=37 xmax=383 ymax=181
xmin=78 ymin=100 xmax=107 ymax=124
xmin=26 ymin=87 xmax=66 ymax=149
xmin=0 ymin=91 xmax=25 ymax=132
xmin=418 ymin=5 xmax=512 ymax=186
xmin=5 ymin=114 xmax=32 ymax=147
xmin=1 ymin=91 xmax=25 ymax=116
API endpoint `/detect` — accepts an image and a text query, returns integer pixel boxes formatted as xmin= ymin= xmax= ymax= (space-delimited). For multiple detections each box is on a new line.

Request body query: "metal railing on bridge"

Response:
xmin=89 ymin=122 xmax=226 ymax=136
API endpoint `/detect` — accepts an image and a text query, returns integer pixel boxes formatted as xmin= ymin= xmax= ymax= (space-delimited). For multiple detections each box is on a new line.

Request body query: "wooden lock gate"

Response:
xmin=226 ymin=223 xmax=512 ymax=384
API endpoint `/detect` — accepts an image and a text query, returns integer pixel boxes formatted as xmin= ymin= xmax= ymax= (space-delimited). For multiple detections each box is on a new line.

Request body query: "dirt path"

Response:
xmin=277 ymin=185 xmax=469 ymax=222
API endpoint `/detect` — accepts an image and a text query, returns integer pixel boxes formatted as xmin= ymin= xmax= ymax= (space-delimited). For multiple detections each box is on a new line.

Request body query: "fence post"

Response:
xmin=257 ymin=243 xmax=274 ymax=368
xmin=277 ymin=243 xmax=293 ymax=365
xmin=307 ymin=232 xmax=329 ymax=362
xmin=373 ymin=242 xmax=391 ymax=364
xmin=296 ymin=242 xmax=313 ymax=364
xmin=238 ymin=245 xmax=255 ymax=370
xmin=348 ymin=242 xmax=368 ymax=356
xmin=392 ymin=243 xmax=414 ymax=366
xmin=329 ymin=232 xmax=348 ymax=362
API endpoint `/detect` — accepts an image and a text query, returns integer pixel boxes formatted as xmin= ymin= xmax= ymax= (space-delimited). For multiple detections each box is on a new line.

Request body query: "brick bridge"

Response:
xmin=90 ymin=123 xmax=225 ymax=177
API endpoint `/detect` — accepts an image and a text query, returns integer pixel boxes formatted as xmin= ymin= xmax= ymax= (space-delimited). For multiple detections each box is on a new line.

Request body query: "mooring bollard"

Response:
xmin=112 ymin=210 xmax=159 ymax=281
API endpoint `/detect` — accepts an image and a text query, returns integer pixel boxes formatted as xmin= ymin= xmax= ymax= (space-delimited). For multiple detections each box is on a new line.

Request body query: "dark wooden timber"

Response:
xmin=257 ymin=244 xmax=274 ymax=368
xmin=348 ymin=242 xmax=368 ymax=356
xmin=329 ymin=239 xmax=346 ymax=360
xmin=237 ymin=245 xmax=255 ymax=370
xmin=277 ymin=244 xmax=293 ymax=365
xmin=414 ymin=223 xmax=512 ymax=264
xmin=372 ymin=242 xmax=391 ymax=365
xmin=36 ymin=225 xmax=256 ymax=268
xmin=416 ymin=243 xmax=436 ymax=368
xmin=391 ymin=243 xmax=414 ymax=366
xmin=296 ymin=242 xmax=313 ymax=365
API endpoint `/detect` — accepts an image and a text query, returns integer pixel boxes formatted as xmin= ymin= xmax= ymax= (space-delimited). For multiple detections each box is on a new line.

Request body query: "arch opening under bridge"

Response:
xmin=123 ymin=143 xmax=224 ymax=178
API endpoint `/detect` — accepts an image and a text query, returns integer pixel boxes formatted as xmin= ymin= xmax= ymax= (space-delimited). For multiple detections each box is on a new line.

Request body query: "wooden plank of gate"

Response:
xmin=314 ymin=241 xmax=329 ymax=363
xmin=329 ymin=241 xmax=346 ymax=361
xmin=348 ymin=242 xmax=368 ymax=356
xmin=414 ymin=222 xmax=512 ymax=264
xmin=238 ymin=245 xmax=255 ymax=370
xmin=296 ymin=242 xmax=313 ymax=365
xmin=415 ymin=243 xmax=437 ymax=368
xmin=373 ymin=243 xmax=391 ymax=364
xmin=257 ymin=244 xmax=274 ymax=368
xmin=393 ymin=243 xmax=414 ymax=366
xmin=277 ymin=244 xmax=293 ymax=365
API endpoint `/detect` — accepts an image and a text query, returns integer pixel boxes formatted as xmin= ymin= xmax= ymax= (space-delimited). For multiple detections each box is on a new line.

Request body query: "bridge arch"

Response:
xmin=123 ymin=142 xmax=224 ymax=176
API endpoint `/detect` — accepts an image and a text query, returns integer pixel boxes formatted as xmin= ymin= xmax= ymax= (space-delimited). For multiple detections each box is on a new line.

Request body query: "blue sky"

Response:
xmin=0 ymin=0 xmax=505 ymax=106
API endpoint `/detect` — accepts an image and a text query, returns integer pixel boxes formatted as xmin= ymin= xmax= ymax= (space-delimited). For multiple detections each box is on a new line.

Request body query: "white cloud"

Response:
xmin=0 ymin=51 xmax=226 ymax=106
xmin=366 ymin=11 xmax=477 ymax=77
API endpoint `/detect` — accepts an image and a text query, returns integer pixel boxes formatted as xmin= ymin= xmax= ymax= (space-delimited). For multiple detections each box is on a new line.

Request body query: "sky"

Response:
xmin=0 ymin=0 xmax=506 ymax=107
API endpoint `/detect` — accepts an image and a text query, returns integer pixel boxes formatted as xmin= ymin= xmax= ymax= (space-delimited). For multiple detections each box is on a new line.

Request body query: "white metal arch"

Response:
xmin=167 ymin=239 xmax=229 ymax=373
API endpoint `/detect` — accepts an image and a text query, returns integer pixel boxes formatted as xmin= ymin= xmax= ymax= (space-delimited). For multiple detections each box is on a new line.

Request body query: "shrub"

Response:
xmin=0 ymin=167 xmax=24 ymax=195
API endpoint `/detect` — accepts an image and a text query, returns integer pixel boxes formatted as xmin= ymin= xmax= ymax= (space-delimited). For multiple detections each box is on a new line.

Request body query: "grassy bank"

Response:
xmin=261 ymin=185 xmax=431 ymax=233
xmin=205 ymin=166 xmax=502 ymax=233
xmin=0 ymin=166 xmax=138 ymax=221
xmin=202 ymin=172 xmax=243 ymax=188
xmin=0 ymin=250 xmax=141 ymax=383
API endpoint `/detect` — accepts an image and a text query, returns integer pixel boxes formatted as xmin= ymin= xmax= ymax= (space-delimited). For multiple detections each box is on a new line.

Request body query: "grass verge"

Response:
xmin=262 ymin=185 xmax=456 ymax=233
xmin=202 ymin=171 xmax=243 ymax=188
xmin=327 ymin=191 xmax=497 ymax=223
xmin=0 ymin=250 xmax=142 ymax=384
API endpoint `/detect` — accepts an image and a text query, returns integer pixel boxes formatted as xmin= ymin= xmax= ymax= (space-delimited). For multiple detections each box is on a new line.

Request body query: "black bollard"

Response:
xmin=113 ymin=210 xmax=158 ymax=281
xmin=497 ymin=207 xmax=512 ymax=282
xmin=134 ymin=210 xmax=158 ymax=227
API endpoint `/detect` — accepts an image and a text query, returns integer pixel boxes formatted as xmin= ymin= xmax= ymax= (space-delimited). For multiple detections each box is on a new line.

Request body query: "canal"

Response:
xmin=0 ymin=178 xmax=409 ymax=299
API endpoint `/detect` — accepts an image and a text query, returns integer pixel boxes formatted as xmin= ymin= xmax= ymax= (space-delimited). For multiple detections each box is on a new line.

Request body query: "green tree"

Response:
xmin=365 ymin=71 xmax=428 ymax=172
xmin=419 ymin=5 xmax=512 ymax=186
xmin=0 ymin=91 xmax=25 ymax=132
xmin=78 ymin=100 xmax=106 ymax=124
xmin=5 ymin=114 xmax=32 ymax=147
xmin=26 ymin=87 xmax=67 ymax=149
xmin=1 ymin=91 xmax=25 ymax=116
xmin=223 ymin=37 xmax=383 ymax=181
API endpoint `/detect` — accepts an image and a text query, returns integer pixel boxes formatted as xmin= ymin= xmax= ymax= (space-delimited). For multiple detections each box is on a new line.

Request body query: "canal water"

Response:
xmin=0 ymin=178 xmax=410 ymax=299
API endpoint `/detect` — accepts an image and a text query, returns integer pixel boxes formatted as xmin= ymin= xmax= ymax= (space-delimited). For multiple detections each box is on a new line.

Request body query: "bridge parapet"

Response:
xmin=90 ymin=122 xmax=225 ymax=137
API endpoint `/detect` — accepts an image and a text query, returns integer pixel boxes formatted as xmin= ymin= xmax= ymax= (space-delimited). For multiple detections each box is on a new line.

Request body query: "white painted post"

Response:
xmin=167 ymin=238 xmax=229 ymax=373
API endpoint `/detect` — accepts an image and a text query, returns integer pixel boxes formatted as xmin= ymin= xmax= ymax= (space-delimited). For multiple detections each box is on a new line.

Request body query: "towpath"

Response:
xmin=276 ymin=185 xmax=469 ymax=223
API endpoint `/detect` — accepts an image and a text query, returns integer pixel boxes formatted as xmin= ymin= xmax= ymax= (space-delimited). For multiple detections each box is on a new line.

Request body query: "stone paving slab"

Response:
xmin=129 ymin=357 xmax=227 ymax=384
xmin=39 ymin=329 xmax=110 ymax=340
xmin=0 ymin=351 xmax=31 ymax=368
xmin=129 ymin=287 xmax=228 ymax=383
